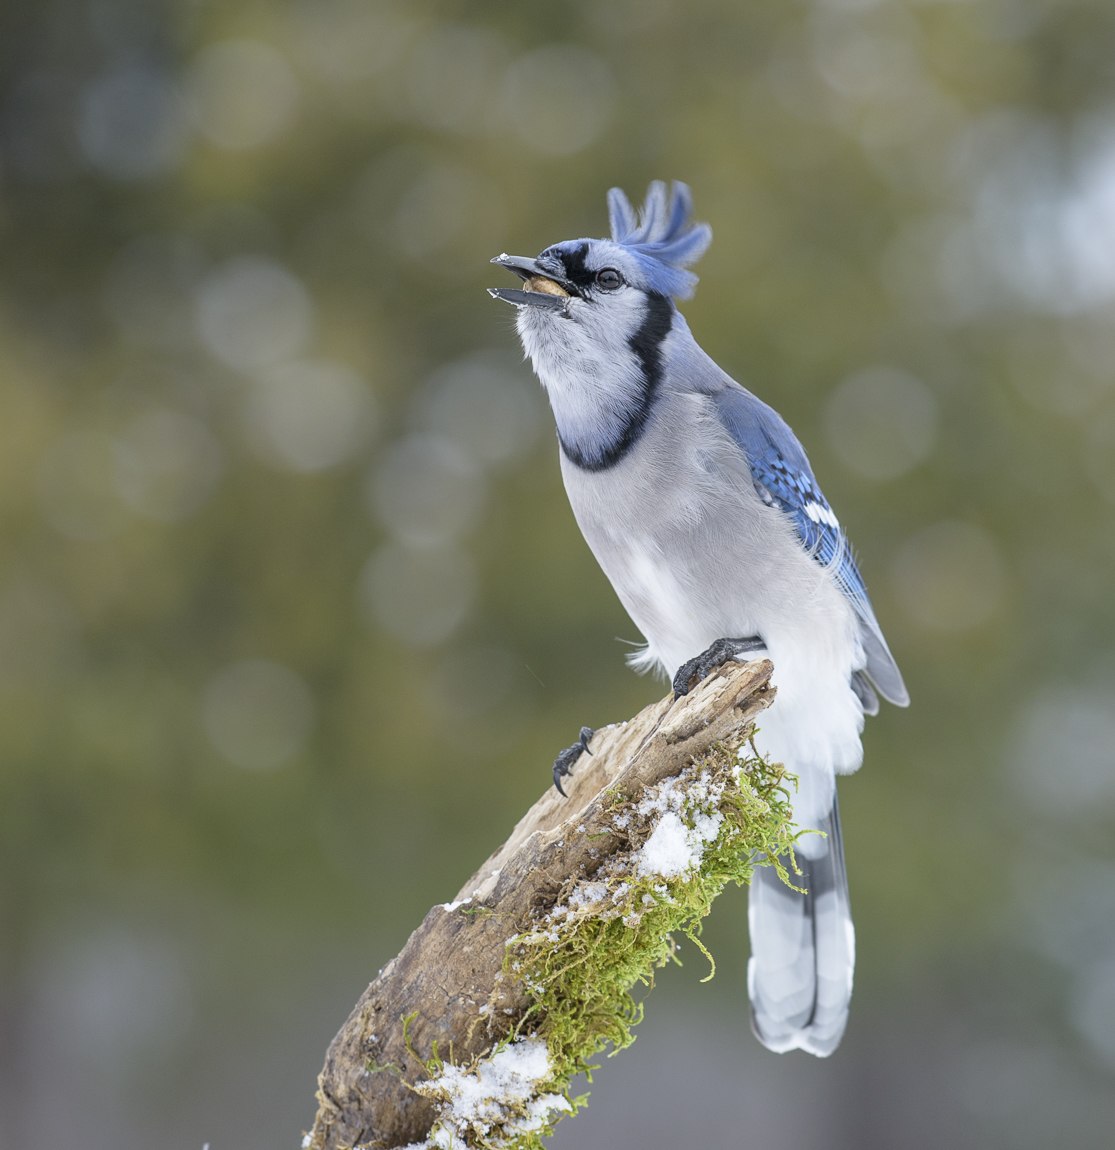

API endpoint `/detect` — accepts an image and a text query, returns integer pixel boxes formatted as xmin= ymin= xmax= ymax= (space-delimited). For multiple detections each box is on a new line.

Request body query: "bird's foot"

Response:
xmin=672 ymin=636 xmax=765 ymax=699
xmin=552 ymin=726 xmax=594 ymax=797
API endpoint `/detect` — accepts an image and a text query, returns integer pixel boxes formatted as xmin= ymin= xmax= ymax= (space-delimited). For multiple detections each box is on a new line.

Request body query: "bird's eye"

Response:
xmin=595 ymin=268 xmax=623 ymax=291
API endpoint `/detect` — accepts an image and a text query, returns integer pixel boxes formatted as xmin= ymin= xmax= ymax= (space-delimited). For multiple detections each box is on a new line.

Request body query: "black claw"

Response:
xmin=672 ymin=636 xmax=765 ymax=699
xmin=552 ymin=726 xmax=595 ymax=796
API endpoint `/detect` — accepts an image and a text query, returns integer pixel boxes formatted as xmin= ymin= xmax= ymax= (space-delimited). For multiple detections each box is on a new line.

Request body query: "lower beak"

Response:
xmin=488 ymin=254 xmax=573 ymax=311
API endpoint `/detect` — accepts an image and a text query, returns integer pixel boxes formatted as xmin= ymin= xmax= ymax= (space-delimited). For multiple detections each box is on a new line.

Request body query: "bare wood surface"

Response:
xmin=308 ymin=659 xmax=775 ymax=1150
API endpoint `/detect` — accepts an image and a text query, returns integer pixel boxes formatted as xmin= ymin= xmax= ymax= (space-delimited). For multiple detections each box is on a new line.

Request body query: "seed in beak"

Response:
xmin=524 ymin=275 xmax=570 ymax=298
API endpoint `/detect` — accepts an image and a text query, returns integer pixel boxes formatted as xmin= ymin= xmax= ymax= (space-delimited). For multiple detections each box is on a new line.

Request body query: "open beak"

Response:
xmin=488 ymin=254 xmax=574 ymax=312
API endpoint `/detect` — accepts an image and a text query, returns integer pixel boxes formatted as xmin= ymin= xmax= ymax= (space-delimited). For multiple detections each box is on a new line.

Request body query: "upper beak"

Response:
xmin=488 ymin=254 xmax=574 ymax=312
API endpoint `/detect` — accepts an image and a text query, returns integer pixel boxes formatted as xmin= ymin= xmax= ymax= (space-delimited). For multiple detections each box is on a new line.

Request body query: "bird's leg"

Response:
xmin=672 ymin=636 xmax=765 ymax=699
xmin=552 ymin=725 xmax=595 ymax=797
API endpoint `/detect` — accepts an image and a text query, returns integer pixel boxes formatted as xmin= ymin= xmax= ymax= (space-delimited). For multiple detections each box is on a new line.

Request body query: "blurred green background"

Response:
xmin=3 ymin=0 xmax=1115 ymax=1147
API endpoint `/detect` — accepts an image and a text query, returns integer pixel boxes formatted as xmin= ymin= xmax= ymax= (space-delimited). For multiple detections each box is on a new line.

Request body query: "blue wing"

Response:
xmin=713 ymin=385 xmax=909 ymax=708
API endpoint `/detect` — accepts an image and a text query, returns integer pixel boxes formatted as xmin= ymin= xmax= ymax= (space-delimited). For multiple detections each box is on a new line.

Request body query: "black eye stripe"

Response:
xmin=538 ymin=245 xmax=627 ymax=294
xmin=540 ymin=242 xmax=594 ymax=289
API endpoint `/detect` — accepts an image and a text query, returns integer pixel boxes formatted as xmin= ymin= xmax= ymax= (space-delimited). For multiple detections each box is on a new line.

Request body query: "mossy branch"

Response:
xmin=307 ymin=659 xmax=791 ymax=1150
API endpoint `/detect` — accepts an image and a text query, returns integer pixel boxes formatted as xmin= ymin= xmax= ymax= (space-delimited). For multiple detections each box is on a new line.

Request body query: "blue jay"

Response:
xmin=489 ymin=182 xmax=908 ymax=1057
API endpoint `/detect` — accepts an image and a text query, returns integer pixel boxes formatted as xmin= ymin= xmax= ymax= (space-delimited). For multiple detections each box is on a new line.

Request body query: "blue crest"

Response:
xmin=606 ymin=181 xmax=712 ymax=300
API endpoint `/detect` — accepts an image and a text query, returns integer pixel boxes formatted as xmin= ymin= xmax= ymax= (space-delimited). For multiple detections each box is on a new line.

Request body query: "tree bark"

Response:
xmin=308 ymin=658 xmax=775 ymax=1150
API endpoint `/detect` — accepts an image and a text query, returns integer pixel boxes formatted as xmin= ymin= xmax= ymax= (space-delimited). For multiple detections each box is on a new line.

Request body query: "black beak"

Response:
xmin=488 ymin=253 xmax=575 ymax=312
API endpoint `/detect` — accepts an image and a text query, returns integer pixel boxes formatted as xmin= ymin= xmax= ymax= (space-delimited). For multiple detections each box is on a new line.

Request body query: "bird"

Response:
xmin=488 ymin=181 xmax=908 ymax=1057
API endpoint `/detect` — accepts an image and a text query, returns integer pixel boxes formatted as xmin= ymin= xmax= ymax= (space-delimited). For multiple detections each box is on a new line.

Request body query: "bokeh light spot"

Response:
xmin=824 ymin=365 xmax=938 ymax=481
xmin=202 ymin=659 xmax=315 ymax=770
xmin=113 ymin=409 xmax=225 ymax=522
xmin=1009 ymin=678 xmax=1115 ymax=818
xmin=34 ymin=926 xmax=192 ymax=1071
xmin=368 ymin=434 xmax=486 ymax=547
xmin=416 ymin=351 xmax=545 ymax=468
xmin=245 ymin=360 xmax=378 ymax=472
xmin=1070 ymin=957 xmax=1115 ymax=1071
xmin=77 ymin=67 xmax=189 ymax=179
xmin=194 ymin=257 xmax=314 ymax=372
xmin=359 ymin=542 xmax=475 ymax=648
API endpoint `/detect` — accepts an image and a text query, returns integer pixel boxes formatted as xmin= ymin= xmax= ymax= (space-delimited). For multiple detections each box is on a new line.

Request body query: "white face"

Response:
xmin=511 ymin=241 xmax=657 ymax=392
xmin=516 ymin=277 xmax=651 ymax=388
xmin=501 ymin=241 xmax=676 ymax=468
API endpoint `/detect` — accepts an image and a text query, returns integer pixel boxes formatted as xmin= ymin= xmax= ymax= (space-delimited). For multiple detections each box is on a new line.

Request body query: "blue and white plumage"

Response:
xmin=489 ymin=181 xmax=908 ymax=1057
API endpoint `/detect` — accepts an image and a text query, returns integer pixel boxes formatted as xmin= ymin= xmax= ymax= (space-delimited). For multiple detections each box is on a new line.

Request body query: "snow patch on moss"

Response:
xmin=399 ymin=1038 xmax=570 ymax=1150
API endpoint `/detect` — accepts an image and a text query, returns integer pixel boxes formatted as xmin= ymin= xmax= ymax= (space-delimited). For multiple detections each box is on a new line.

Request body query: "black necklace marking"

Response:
xmin=559 ymin=291 xmax=673 ymax=472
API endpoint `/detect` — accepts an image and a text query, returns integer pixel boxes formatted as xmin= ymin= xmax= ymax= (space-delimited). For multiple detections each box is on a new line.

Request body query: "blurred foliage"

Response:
xmin=2 ymin=1 xmax=1115 ymax=1148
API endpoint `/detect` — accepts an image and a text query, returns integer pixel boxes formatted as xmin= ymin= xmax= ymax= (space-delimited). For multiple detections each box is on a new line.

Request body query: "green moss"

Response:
xmin=493 ymin=737 xmax=801 ymax=1148
xmin=398 ymin=736 xmax=801 ymax=1150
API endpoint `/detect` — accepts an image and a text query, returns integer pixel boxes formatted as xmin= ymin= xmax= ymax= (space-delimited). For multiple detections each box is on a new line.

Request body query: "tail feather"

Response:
xmin=747 ymin=796 xmax=854 ymax=1057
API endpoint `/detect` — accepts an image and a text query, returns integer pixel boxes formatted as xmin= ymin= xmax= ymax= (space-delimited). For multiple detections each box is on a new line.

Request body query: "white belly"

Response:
xmin=559 ymin=401 xmax=867 ymax=831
